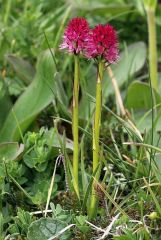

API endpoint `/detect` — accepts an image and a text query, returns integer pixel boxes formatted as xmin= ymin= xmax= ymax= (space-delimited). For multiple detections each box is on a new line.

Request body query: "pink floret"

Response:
xmin=60 ymin=17 xmax=90 ymax=54
xmin=85 ymin=24 xmax=119 ymax=63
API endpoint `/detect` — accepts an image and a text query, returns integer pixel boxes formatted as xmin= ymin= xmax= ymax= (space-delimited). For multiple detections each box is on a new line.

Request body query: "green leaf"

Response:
xmin=0 ymin=142 xmax=24 ymax=161
xmin=6 ymin=54 xmax=35 ymax=85
xmin=126 ymin=81 xmax=161 ymax=110
xmin=0 ymin=50 xmax=56 ymax=142
xmin=125 ymin=81 xmax=161 ymax=133
xmin=14 ymin=208 xmax=33 ymax=235
xmin=0 ymin=79 xmax=12 ymax=129
xmin=75 ymin=215 xmax=87 ymax=225
xmin=45 ymin=128 xmax=73 ymax=151
xmin=0 ymin=213 xmax=4 ymax=237
xmin=27 ymin=218 xmax=70 ymax=240
xmin=53 ymin=72 xmax=68 ymax=107
xmin=75 ymin=3 xmax=133 ymax=16
xmin=132 ymin=111 xmax=152 ymax=132
xmin=75 ymin=215 xmax=90 ymax=234
xmin=29 ymin=180 xmax=57 ymax=205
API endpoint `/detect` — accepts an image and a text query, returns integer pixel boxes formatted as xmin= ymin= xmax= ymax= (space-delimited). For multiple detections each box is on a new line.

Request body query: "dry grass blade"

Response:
xmin=107 ymin=66 xmax=143 ymax=140
xmin=97 ymin=213 xmax=120 ymax=240
xmin=30 ymin=210 xmax=52 ymax=215
xmin=107 ymin=66 xmax=126 ymax=116
xmin=85 ymin=220 xmax=105 ymax=233
xmin=47 ymin=224 xmax=75 ymax=240
xmin=123 ymin=142 xmax=161 ymax=153
xmin=44 ymin=155 xmax=60 ymax=218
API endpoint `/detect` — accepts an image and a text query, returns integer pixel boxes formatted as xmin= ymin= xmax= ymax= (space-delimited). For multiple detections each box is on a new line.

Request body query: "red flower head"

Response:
xmin=60 ymin=17 xmax=90 ymax=55
xmin=86 ymin=24 xmax=119 ymax=64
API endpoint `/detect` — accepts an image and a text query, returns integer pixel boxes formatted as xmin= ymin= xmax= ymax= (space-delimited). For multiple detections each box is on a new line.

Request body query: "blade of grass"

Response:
xmin=123 ymin=142 xmax=161 ymax=154
xmin=54 ymin=122 xmax=80 ymax=199
xmin=80 ymin=141 xmax=87 ymax=196
xmin=53 ymin=116 xmax=124 ymax=160
xmin=54 ymin=123 xmax=72 ymax=192
xmin=93 ymin=178 xmax=129 ymax=218
xmin=80 ymin=109 xmax=94 ymax=196
xmin=53 ymin=6 xmax=71 ymax=48
xmin=82 ymin=164 xmax=100 ymax=212
xmin=9 ymin=174 xmax=32 ymax=200
xmin=143 ymin=177 xmax=161 ymax=216
xmin=43 ymin=31 xmax=57 ymax=71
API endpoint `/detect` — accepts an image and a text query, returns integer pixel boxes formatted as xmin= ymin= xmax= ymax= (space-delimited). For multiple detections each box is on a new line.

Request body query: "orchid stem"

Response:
xmin=72 ymin=54 xmax=79 ymax=197
xmin=89 ymin=60 xmax=104 ymax=219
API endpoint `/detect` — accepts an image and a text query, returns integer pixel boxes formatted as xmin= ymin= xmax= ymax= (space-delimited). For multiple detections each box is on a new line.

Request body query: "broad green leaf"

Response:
xmin=45 ymin=128 xmax=73 ymax=151
xmin=27 ymin=218 xmax=70 ymax=240
xmin=154 ymin=154 xmax=161 ymax=180
xmin=75 ymin=3 xmax=133 ymax=16
xmin=0 ymin=79 xmax=12 ymax=129
xmin=126 ymin=81 xmax=161 ymax=110
xmin=130 ymin=110 xmax=154 ymax=133
xmin=52 ymin=72 xmax=70 ymax=119
xmin=125 ymin=81 xmax=161 ymax=133
xmin=0 ymin=50 xmax=55 ymax=142
xmin=130 ymin=105 xmax=161 ymax=134
xmin=0 ymin=142 xmax=24 ymax=161
xmin=54 ymin=72 xmax=68 ymax=106
xmin=155 ymin=108 xmax=161 ymax=132
xmin=6 ymin=55 xmax=35 ymax=85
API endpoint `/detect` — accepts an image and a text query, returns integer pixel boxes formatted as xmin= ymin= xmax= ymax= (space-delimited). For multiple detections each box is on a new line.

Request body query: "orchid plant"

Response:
xmin=60 ymin=18 xmax=90 ymax=198
xmin=86 ymin=24 xmax=119 ymax=218
xmin=60 ymin=18 xmax=119 ymax=219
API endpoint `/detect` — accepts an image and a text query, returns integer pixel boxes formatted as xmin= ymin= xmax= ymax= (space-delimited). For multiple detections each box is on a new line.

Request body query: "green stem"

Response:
xmin=146 ymin=7 xmax=158 ymax=90
xmin=93 ymin=61 xmax=104 ymax=173
xmin=89 ymin=60 xmax=104 ymax=219
xmin=72 ymin=55 xmax=79 ymax=197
